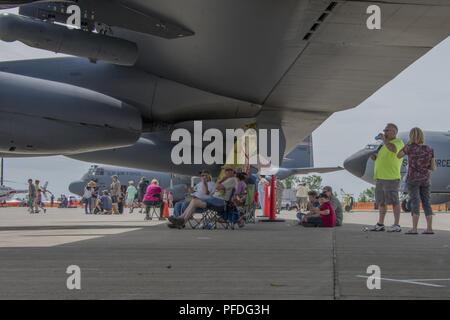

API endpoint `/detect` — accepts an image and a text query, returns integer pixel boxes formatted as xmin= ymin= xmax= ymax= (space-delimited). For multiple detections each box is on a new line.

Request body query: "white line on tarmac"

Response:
xmin=405 ymin=278 xmax=450 ymax=282
xmin=356 ymin=275 xmax=447 ymax=288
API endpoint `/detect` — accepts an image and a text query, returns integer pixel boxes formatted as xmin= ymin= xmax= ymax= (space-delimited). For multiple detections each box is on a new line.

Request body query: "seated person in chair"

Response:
xmin=234 ymin=172 xmax=248 ymax=227
xmin=143 ymin=179 xmax=163 ymax=220
xmin=169 ymin=166 xmax=237 ymax=227
xmin=172 ymin=170 xmax=215 ymax=218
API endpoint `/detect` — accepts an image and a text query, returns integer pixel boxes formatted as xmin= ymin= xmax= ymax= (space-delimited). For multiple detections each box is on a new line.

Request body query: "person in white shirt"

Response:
xmin=258 ymin=175 xmax=269 ymax=213
xmin=296 ymin=183 xmax=309 ymax=211
xmin=172 ymin=170 xmax=215 ymax=217
xmin=169 ymin=166 xmax=237 ymax=227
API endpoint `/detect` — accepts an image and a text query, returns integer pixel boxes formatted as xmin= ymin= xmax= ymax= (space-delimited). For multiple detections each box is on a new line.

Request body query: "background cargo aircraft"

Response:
xmin=344 ymin=131 xmax=450 ymax=207
xmin=68 ymin=164 xmax=191 ymax=203
xmin=1 ymin=1 xmax=450 ymax=177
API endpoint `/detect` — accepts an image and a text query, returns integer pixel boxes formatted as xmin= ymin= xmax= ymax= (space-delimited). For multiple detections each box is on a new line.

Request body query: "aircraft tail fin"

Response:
xmin=282 ymin=135 xmax=314 ymax=169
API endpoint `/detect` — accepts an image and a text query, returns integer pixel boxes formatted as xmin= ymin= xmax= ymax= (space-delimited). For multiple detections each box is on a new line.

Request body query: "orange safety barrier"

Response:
xmin=350 ymin=202 xmax=449 ymax=212
xmin=0 ymin=201 xmax=81 ymax=208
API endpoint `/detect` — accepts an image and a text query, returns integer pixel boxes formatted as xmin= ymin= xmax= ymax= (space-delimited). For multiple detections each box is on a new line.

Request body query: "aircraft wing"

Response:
xmin=286 ymin=166 xmax=344 ymax=175
xmin=2 ymin=0 xmax=450 ymax=159
xmin=268 ymin=166 xmax=344 ymax=180
xmin=110 ymin=0 xmax=450 ymax=152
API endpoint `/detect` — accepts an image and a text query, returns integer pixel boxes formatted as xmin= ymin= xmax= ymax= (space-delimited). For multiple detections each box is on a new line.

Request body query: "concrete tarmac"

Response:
xmin=0 ymin=207 xmax=449 ymax=299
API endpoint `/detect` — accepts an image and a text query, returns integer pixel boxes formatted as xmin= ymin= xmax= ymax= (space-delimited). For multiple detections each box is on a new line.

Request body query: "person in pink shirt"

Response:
xmin=143 ymin=179 xmax=163 ymax=220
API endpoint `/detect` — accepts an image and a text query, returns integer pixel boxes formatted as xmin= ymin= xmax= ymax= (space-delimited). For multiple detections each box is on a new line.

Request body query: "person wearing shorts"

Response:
xmin=110 ymin=175 xmax=121 ymax=214
xmin=397 ymin=127 xmax=435 ymax=234
xmin=126 ymin=181 xmax=138 ymax=213
xmin=369 ymin=123 xmax=405 ymax=232
xmin=169 ymin=166 xmax=237 ymax=228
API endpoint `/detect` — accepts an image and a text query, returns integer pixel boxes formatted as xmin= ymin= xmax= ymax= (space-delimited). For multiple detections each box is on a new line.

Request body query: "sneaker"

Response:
xmin=387 ymin=224 xmax=402 ymax=233
xmin=173 ymin=217 xmax=186 ymax=227
xmin=368 ymin=223 xmax=385 ymax=232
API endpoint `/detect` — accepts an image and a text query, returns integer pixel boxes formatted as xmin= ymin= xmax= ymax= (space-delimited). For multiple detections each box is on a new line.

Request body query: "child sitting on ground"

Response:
xmin=296 ymin=190 xmax=320 ymax=223
xmin=298 ymin=192 xmax=336 ymax=228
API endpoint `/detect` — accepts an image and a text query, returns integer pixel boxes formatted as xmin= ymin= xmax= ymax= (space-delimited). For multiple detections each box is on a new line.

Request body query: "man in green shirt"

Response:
xmin=369 ymin=123 xmax=405 ymax=232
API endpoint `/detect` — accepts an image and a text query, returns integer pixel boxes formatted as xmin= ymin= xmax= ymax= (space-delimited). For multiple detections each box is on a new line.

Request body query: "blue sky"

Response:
xmin=1 ymin=8 xmax=450 ymax=198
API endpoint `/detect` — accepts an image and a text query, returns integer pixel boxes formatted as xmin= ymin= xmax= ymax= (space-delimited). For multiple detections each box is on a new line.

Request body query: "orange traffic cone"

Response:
xmin=263 ymin=184 xmax=270 ymax=217
xmin=163 ymin=200 xmax=170 ymax=218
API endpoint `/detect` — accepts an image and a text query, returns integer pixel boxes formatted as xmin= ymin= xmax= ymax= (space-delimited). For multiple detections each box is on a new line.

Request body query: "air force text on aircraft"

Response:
xmin=436 ymin=159 xmax=450 ymax=167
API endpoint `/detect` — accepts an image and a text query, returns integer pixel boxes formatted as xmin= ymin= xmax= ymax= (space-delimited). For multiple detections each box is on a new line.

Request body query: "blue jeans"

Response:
xmin=204 ymin=196 xmax=226 ymax=208
xmin=84 ymin=198 xmax=92 ymax=214
xmin=407 ymin=181 xmax=433 ymax=216
xmin=173 ymin=201 xmax=189 ymax=217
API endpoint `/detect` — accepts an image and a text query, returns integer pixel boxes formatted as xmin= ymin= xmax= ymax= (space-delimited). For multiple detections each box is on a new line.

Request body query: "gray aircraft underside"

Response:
xmin=344 ymin=131 xmax=450 ymax=205
xmin=2 ymin=1 xmax=450 ymax=177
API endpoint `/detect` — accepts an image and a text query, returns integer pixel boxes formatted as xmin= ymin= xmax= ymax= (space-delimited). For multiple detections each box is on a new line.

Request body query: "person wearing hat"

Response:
xmin=110 ymin=175 xmax=121 ymax=214
xmin=125 ymin=180 xmax=138 ymax=213
xmin=169 ymin=165 xmax=237 ymax=228
xmin=87 ymin=180 xmax=98 ymax=214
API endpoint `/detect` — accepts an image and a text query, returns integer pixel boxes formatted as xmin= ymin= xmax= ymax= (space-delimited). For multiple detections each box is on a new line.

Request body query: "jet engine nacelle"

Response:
xmin=0 ymin=1 xmax=40 ymax=9
xmin=0 ymin=13 xmax=138 ymax=66
xmin=0 ymin=72 xmax=142 ymax=154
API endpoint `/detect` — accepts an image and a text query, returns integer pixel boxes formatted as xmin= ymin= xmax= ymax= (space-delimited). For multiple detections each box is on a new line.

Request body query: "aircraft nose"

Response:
xmin=343 ymin=149 xmax=374 ymax=178
xmin=68 ymin=180 xmax=84 ymax=196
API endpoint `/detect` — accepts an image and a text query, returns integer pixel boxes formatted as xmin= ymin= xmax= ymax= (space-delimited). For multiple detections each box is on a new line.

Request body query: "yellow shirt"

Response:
xmin=374 ymin=138 xmax=405 ymax=180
